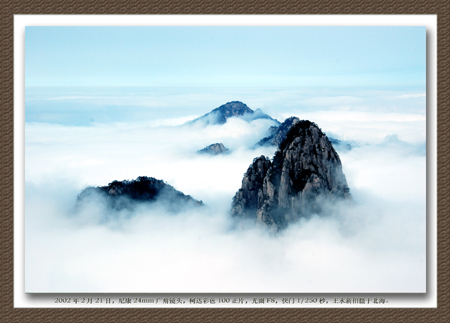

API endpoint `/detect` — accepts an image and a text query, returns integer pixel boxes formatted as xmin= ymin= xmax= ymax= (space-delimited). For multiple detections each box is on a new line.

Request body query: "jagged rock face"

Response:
xmin=198 ymin=143 xmax=230 ymax=155
xmin=230 ymin=156 xmax=271 ymax=219
xmin=77 ymin=176 xmax=203 ymax=212
xmin=257 ymin=116 xmax=300 ymax=147
xmin=232 ymin=120 xmax=351 ymax=231
xmin=257 ymin=116 xmax=352 ymax=151
xmin=191 ymin=101 xmax=279 ymax=125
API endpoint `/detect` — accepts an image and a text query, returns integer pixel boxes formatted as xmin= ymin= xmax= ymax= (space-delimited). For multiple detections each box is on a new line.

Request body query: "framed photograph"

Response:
xmin=3 ymin=3 xmax=447 ymax=323
xmin=23 ymin=22 xmax=429 ymax=294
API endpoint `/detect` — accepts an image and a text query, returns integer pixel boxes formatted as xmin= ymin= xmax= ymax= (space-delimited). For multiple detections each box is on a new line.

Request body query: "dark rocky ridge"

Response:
xmin=232 ymin=120 xmax=351 ymax=231
xmin=77 ymin=176 xmax=203 ymax=212
xmin=257 ymin=116 xmax=300 ymax=147
xmin=257 ymin=116 xmax=352 ymax=151
xmin=198 ymin=143 xmax=230 ymax=155
xmin=191 ymin=101 xmax=279 ymax=125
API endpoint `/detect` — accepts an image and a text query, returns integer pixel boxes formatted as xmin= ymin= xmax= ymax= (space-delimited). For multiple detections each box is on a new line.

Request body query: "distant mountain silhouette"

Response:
xmin=189 ymin=101 xmax=279 ymax=125
xmin=197 ymin=143 xmax=230 ymax=155
xmin=77 ymin=176 xmax=203 ymax=213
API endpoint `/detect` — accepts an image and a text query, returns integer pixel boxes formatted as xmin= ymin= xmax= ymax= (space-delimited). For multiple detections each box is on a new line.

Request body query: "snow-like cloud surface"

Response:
xmin=25 ymin=89 xmax=426 ymax=293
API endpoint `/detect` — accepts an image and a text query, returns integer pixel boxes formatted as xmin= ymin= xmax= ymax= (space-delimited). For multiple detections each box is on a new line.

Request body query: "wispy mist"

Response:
xmin=25 ymin=88 xmax=426 ymax=293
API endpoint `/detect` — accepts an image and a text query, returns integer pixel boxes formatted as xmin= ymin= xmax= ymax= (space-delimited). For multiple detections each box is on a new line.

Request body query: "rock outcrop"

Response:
xmin=190 ymin=101 xmax=279 ymax=125
xmin=232 ymin=120 xmax=351 ymax=231
xmin=257 ymin=116 xmax=300 ymax=147
xmin=198 ymin=143 xmax=230 ymax=155
xmin=257 ymin=116 xmax=352 ymax=151
xmin=77 ymin=176 xmax=203 ymax=212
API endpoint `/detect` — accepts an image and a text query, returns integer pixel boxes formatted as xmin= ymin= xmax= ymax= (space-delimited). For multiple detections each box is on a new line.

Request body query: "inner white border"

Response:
xmin=14 ymin=14 xmax=437 ymax=308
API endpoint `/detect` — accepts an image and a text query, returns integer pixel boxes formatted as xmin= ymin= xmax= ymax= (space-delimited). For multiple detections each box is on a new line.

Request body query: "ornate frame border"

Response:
xmin=2 ymin=1 xmax=448 ymax=322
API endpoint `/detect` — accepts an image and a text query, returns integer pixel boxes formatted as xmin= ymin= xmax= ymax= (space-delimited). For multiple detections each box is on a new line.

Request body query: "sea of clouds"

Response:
xmin=24 ymin=87 xmax=426 ymax=293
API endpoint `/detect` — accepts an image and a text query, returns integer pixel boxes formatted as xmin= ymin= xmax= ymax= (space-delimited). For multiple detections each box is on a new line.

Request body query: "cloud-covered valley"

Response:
xmin=25 ymin=89 xmax=426 ymax=293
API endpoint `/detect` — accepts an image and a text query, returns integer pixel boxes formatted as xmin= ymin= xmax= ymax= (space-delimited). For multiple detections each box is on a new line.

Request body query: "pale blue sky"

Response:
xmin=25 ymin=26 xmax=426 ymax=88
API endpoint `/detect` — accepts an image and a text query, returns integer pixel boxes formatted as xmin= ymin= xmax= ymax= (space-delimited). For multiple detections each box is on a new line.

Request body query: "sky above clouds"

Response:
xmin=25 ymin=26 xmax=426 ymax=88
xmin=24 ymin=26 xmax=427 ymax=293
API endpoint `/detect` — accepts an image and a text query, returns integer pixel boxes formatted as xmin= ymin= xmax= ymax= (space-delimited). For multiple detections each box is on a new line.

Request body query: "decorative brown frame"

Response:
xmin=1 ymin=1 xmax=448 ymax=322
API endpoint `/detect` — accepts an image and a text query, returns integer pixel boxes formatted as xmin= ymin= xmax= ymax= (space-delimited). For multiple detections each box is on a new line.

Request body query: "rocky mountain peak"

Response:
xmin=213 ymin=101 xmax=253 ymax=122
xmin=77 ymin=176 xmax=203 ymax=213
xmin=198 ymin=143 xmax=230 ymax=155
xmin=257 ymin=116 xmax=352 ymax=151
xmin=232 ymin=120 xmax=351 ymax=231
xmin=257 ymin=116 xmax=300 ymax=147
xmin=190 ymin=101 xmax=279 ymax=125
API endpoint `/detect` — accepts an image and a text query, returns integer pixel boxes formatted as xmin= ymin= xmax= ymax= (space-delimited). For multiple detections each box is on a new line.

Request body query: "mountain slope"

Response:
xmin=257 ymin=116 xmax=352 ymax=151
xmin=257 ymin=116 xmax=300 ymax=147
xmin=232 ymin=120 xmax=351 ymax=231
xmin=197 ymin=143 xmax=230 ymax=155
xmin=190 ymin=101 xmax=279 ymax=125
xmin=77 ymin=176 xmax=203 ymax=213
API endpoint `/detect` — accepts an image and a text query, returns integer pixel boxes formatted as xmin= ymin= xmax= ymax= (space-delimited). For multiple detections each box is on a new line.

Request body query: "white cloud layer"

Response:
xmin=25 ymin=90 xmax=426 ymax=293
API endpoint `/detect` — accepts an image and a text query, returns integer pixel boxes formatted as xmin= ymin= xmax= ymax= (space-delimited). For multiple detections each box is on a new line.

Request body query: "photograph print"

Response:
xmin=25 ymin=26 xmax=426 ymax=293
